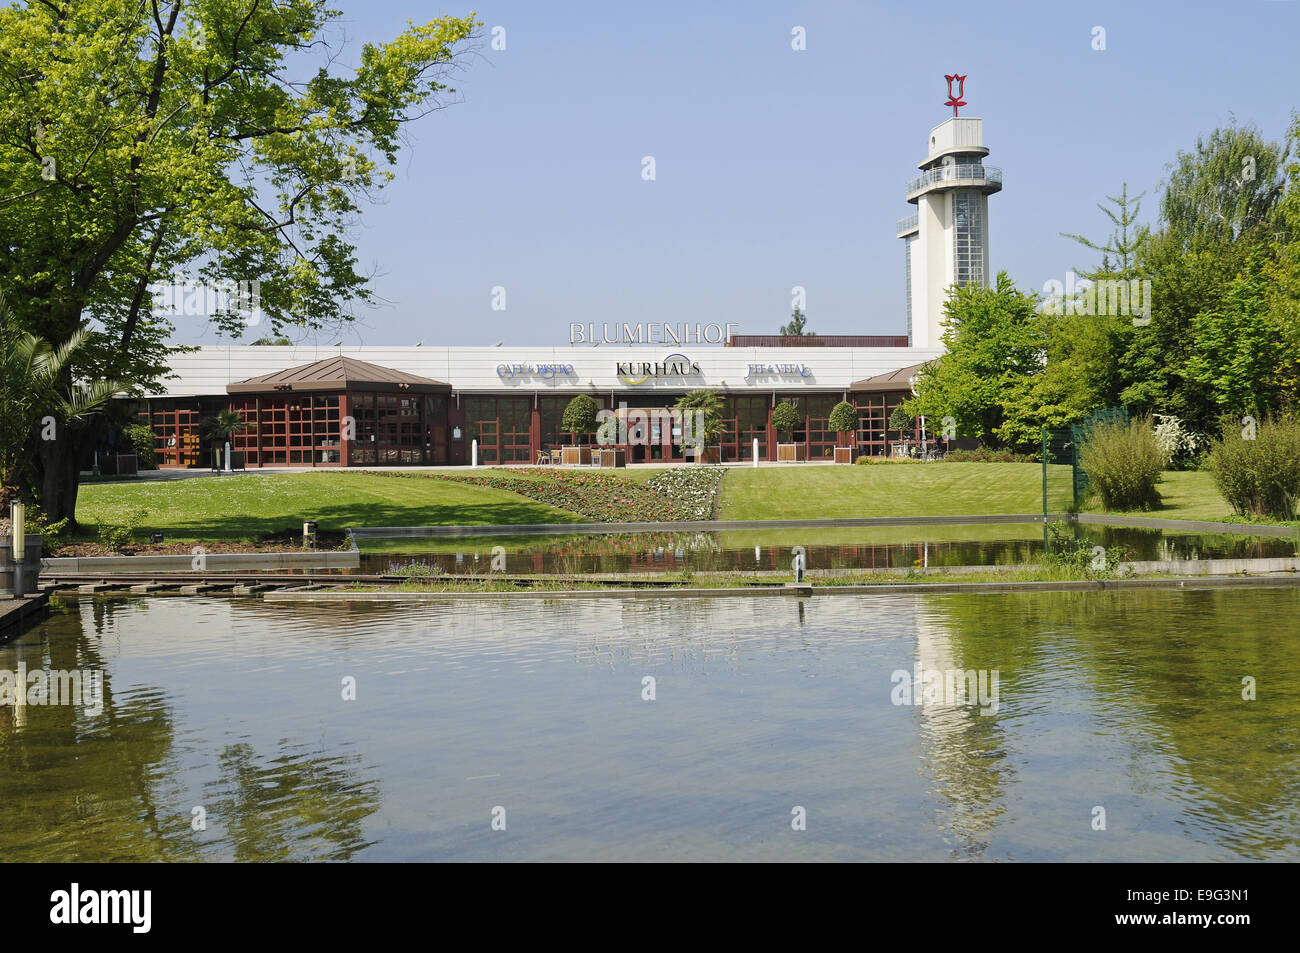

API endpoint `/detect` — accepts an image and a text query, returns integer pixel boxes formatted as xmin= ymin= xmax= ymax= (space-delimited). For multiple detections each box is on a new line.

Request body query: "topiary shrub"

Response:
xmin=888 ymin=405 xmax=914 ymax=432
xmin=561 ymin=395 xmax=600 ymax=443
xmin=1207 ymin=416 xmax=1300 ymax=520
xmin=772 ymin=402 xmax=802 ymax=438
xmin=1078 ymin=416 xmax=1166 ymax=511
xmin=827 ymin=401 xmax=858 ymax=436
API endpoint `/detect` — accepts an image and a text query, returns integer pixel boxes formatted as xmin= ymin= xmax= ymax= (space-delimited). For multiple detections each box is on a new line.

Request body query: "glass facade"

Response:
xmin=904 ymin=235 xmax=914 ymax=344
xmin=952 ymin=190 xmax=985 ymax=287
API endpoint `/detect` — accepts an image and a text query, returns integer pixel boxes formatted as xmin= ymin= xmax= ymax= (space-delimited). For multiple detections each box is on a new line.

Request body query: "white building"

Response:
xmin=897 ymin=116 xmax=1002 ymax=348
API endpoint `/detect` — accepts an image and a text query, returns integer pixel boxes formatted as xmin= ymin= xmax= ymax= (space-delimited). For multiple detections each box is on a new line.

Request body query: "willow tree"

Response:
xmin=0 ymin=1 xmax=478 ymax=521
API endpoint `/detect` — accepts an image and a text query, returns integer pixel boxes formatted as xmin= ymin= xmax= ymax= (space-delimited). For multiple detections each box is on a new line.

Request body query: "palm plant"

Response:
xmin=675 ymin=389 xmax=724 ymax=460
xmin=201 ymin=408 xmax=249 ymax=468
xmin=0 ymin=291 xmax=124 ymax=501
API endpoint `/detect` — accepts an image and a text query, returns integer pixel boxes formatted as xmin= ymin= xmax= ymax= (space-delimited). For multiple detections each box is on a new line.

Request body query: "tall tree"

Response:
xmin=1161 ymin=121 xmax=1290 ymax=250
xmin=780 ymin=306 xmax=813 ymax=336
xmin=0 ymin=1 xmax=479 ymax=522
xmin=1061 ymin=182 xmax=1150 ymax=278
xmin=907 ymin=272 xmax=1043 ymax=447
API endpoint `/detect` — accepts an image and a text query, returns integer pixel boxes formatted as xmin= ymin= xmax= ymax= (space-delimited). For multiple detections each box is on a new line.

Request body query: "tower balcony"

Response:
xmin=905 ymin=164 xmax=1002 ymax=203
xmin=896 ymin=212 xmax=919 ymax=238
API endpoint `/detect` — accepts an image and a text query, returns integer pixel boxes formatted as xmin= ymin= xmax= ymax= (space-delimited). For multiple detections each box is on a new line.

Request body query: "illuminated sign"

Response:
xmin=495 ymin=362 xmax=576 ymax=380
xmin=616 ymin=353 xmax=702 ymax=385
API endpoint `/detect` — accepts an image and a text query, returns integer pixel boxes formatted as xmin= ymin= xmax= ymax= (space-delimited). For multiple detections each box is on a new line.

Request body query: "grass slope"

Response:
xmin=73 ymin=472 xmax=583 ymax=542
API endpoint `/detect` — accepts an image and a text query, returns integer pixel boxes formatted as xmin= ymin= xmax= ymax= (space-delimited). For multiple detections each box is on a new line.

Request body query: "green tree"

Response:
xmin=771 ymin=402 xmax=802 ymax=438
xmin=1161 ymin=121 xmax=1290 ymax=250
xmin=0 ymin=291 xmax=122 ymax=500
xmin=827 ymin=401 xmax=858 ymax=436
xmin=908 ymin=272 xmax=1043 ymax=447
xmin=1185 ymin=248 xmax=1289 ymax=418
xmin=780 ymin=306 xmax=813 ymax=336
xmin=561 ymin=395 xmax=599 ymax=442
xmin=1061 ymin=182 xmax=1150 ymax=278
xmin=0 ymin=1 xmax=479 ymax=520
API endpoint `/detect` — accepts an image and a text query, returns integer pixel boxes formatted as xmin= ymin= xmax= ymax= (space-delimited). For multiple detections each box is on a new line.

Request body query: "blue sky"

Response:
xmin=186 ymin=0 xmax=1300 ymax=347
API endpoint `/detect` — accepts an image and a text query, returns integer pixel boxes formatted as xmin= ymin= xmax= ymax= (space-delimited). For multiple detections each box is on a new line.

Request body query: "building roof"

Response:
xmin=226 ymin=356 xmax=451 ymax=395
xmin=726 ymin=334 xmax=911 ymax=348
xmin=849 ymin=361 xmax=931 ymax=392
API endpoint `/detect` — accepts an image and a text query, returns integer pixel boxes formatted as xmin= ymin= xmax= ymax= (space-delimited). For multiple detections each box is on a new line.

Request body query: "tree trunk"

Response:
xmin=37 ymin=422 xmax=93 ymax=526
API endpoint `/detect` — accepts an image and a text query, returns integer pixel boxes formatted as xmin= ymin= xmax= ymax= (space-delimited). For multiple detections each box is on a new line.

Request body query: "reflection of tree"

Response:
xmin=206 ymin=742 xmax=381 ymax=861
xmin=0 ymin=600 xmax=198 ymax=862
xmin=930 ymin=588 xmax=1300 ymax=859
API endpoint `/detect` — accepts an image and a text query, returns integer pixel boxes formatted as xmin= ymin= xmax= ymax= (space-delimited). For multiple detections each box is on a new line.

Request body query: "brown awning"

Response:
xmin=226 ymin=356 xmax=451 ymax=395
xmin=849 ymin=361 xmax=932 ymax=393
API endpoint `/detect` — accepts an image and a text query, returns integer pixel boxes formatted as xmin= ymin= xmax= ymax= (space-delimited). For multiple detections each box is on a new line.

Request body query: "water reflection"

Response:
xmin=361 ymin=525 xmax=1296 ymax=576
xmin=0 ymin=587 xmax=1296 ymax=861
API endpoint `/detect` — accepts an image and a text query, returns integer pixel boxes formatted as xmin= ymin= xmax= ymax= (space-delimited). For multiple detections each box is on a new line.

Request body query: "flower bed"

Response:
xmin=372 ymin=466 xmax=726 ymax=522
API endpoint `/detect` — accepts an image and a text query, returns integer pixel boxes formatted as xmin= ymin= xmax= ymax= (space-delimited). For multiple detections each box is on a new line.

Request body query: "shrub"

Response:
xmin=1206 ymin=416 xmax=1300 ymax=520
xmin=97 ymin=506 xmax=149 ymax=553
xmin=827 ymin=401 xmax=858 ymax=435
xmin=888 ymin=405 xmax=914 ymax=432
xmin=561 ymin=395 xmax=599 ymax=441
xmin=1152 ymin=414 xmax=1208 ymax=471
xmin=772 ymin=402 xmax=802 ymax=437
xmin=941 ymin=448 xmax=1037 ymax=463
xmin=122 ymin=423 xmax=157 ymax=469
xmin=1078 ymin=416 xmax=1166 ymax=511
xmin=855 ymin=455 xmax=920 ymax=465
xmin=26 ymin=505 xmax=69 ymax=552
xmin=1042 ymin=521 xmax=1129 ymax=577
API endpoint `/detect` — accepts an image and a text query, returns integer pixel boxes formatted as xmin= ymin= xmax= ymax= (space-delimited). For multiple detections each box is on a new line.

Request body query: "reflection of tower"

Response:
xmin=897 ymin=79 xmax=1002 ymax=349
xmin=910 ymin=602 xmax=1007 ymax=858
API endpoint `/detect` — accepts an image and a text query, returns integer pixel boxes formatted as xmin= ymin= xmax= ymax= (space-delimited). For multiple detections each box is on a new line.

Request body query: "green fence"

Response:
xmin=1041 ymin=407 xmax=1129 ymax=552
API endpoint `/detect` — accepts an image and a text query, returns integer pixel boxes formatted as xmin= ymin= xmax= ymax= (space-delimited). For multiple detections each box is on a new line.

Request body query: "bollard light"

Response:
xmin=12 ymin=502 xmax=25 ymax=561
xmin=12 ymin=502 xmax=26 ymax=598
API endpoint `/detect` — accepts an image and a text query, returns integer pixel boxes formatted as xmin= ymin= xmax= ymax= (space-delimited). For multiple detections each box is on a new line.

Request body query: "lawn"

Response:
xmin=73 ymin=471 xmax=583 ymax=542
xmin=718 ymin=462 xmax=1255 ymax=524
xmin=71 ymin=462 xmax=1255 ymax=546
xmin=719 ymin=463 xmax=1072 ymax=520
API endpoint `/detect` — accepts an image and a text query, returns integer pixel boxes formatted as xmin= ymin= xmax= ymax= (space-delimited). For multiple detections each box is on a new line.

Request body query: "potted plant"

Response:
xmin=772 ymin=402 xmax=803 ymax=462
xmin=828 ymin=400 xmax=858 ymax=463
xmin=201 ymin=409 xmax=248 ymax=470
xmin=561 ymin=394 xmax=599 ymax=465
xmin=594 ymin=415 xmax=626 ymax=468
xmin=675 ymin=389 xmax=724 ymax=463
xmin=888 ymin=404 xmax=914 ymax=458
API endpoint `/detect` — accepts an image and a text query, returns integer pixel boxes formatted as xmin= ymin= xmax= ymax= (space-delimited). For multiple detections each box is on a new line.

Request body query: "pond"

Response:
xmin=357 ymin=524 xmax=1297 ymax=576
xmin=1 ymin=587 xmax=1296 ymax=861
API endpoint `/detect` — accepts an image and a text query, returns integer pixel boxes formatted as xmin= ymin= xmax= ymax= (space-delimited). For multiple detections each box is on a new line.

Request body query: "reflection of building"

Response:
xmin=898 ymin=116 xmax=1002 ymax=348
xmin=909 ymin=604 xmax=1008 ymax=858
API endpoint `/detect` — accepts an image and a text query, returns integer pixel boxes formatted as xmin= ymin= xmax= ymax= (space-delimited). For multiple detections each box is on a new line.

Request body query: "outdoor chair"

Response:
xmin=536 ymin=450 xmax=552 ymax=466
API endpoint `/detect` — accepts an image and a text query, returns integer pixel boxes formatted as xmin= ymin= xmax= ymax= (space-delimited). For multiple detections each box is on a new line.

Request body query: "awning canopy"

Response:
xmin=849 ymin=361 xmax=931 ymax=393
xmin=226 ymin=356 xmax=452 ymax=395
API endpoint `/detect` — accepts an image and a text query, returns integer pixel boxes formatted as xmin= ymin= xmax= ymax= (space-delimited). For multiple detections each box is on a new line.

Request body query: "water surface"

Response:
xmin=1 ymin=588 xmax=1297 ymax=861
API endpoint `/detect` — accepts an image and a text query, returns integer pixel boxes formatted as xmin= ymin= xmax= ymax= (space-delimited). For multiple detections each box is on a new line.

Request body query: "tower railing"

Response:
xmin=896 ymin=212 xmax=919 ymax=235
xmin=905 ymin=164 xmax=1002 ymax=197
